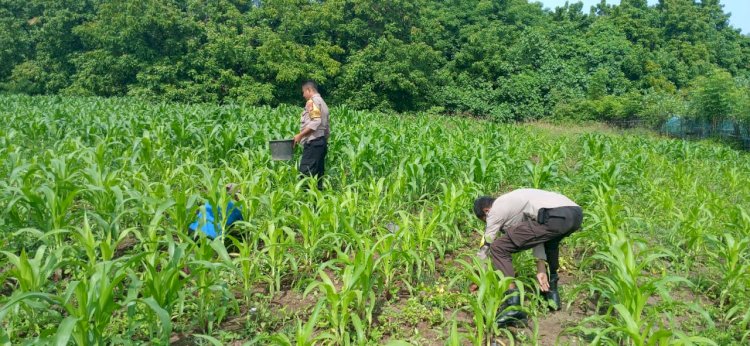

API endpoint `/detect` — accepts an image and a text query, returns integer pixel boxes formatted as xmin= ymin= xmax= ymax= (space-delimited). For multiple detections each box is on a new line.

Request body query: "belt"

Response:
xmin=303 ymin=136 xmax=327 ymax=147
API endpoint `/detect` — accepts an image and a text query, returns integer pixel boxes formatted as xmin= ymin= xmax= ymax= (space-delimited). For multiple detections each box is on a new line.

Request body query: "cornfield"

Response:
xmin=0 ymin=95 xmax=748 ymax=345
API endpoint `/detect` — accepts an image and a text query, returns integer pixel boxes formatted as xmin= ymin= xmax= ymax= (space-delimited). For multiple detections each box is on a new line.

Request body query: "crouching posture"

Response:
xmin=188 ymin=184 xmax=243 ymax=239
xmin=474 ymin=189 xmax=583 ymax=327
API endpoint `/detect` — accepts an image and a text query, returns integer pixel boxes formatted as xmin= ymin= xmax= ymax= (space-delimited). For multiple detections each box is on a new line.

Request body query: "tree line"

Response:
xmin=1 ymin=0 xmax=749 ymax=124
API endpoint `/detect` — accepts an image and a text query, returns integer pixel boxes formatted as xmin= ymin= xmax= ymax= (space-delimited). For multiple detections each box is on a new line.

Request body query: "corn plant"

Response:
xmin=253 ymin=301 xmax=336 ymax=346
xmin=445 ymin=317 xmax=468 ymax=346
xmin=393 ymin=210 xmax=443 ymax=288
xmin=373 ymin=232 xmax=398 ymax=296
xmin=304 ymin=239 xmax=383 ymax=345
xmin=304 ymin=269 xmax=367 ymax=345
xmin=2 ymin=95 xmax=749 ymax=344
xmin=187 ymin=236 xmax=239 ymax=332
xmin=669 ymin=204 xmax=712 ymax=258
xmin=575 ymin=229 xmax=696 ymax=345
xmin=452 ymin=257 xmax=518 ymax=346
xmin=258 ymin=221 xmax=298 ymax=294
xmin=524 ymin=155 xmax=560 ymax=189
xmin=66 ymin=214 xmax=137 ymax=267
xmin=705 ymin=234 xmax=749 ymax=309
xmin=1 ymin=256 xmax=172 ymax=344
xmin=228 ymin=233 xmax=262 ymax=305
xmin=137 ymin=239 xmax=191 ymax=314
xmin=1 ymin=245 xmax=64 ymax=294
xmin=584 ymin=184 xmax=625 ymax=245
xmin=292 ymin=201 xmax=341 ymax=271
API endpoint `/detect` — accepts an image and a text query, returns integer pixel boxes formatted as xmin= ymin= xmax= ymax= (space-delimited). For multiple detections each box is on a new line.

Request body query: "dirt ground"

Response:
xmin=169 ymin=260 xmax=599 ymax=345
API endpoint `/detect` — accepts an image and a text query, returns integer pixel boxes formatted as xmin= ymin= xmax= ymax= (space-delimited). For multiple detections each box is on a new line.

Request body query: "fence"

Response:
xmin=606 ymin=117 xmax=750 ymax=151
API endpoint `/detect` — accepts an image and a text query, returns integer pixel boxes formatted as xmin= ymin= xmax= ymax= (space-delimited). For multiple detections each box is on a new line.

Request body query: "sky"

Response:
xmin=534 ymin=0 xmax=749 ymax=34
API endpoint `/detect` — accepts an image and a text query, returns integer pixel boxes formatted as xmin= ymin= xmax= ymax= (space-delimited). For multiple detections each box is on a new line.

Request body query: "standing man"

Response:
xmin=473 ymin=189 xmax=583 ymax=327
xmin=293 ymin=81 xmax=330 ymax=190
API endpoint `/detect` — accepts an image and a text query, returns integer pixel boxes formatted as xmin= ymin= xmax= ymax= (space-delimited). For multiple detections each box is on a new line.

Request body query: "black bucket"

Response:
xmin=269 ymin=139 xmax=294 ymax=160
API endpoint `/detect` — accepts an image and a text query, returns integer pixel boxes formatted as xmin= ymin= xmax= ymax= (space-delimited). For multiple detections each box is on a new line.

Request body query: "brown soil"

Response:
xmin=380 ymin=307 xmax=468 ymax=345
xmin=114 ymin=234 xmax=138 ymax=258
xmin=533 ymin=308 xmax=589 ymax=345
xmin=270 ymin=289 xmax=318 ymax=315
xmin=169 ymin=333 xmax=193 ymax=345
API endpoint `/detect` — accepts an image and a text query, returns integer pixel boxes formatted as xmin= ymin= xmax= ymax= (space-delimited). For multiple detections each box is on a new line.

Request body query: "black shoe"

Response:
xmin=545 ymin=275 xmax=561 ymax=311
xmin=496 ymin=289 xmax=528 ymax=327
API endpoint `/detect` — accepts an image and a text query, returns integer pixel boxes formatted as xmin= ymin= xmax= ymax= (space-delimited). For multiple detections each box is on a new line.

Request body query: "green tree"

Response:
xmin=0 ymin=0 xmax=748 ymax=123
xmin=334 ymin=37 xmax=444 ymax=112
xmin=689 ymin=69 xmax=738 ymax=130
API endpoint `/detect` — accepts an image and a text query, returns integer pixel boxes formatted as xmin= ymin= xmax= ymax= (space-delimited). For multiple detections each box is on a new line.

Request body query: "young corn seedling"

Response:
xmin=524 ymin=157 xmax=559 ymax=190
xmin=305 ymin=238 xmax=383 ymax=345
xmin=258 ymin=221 xmax=298 ymax=294
xmin=137 ymin=239 xmax=191 ymax=314
xmin=187 ymin=236 xmax=238 ymax=333
xmin=304 ymin=269 xmax=366 ymax=345
xmin=1 ymin=255 xmax=173 ymax=345
xmin=293 ymin=202 xmax=328 ymax=270
xmin=706 ymin=233 xmax=749 ymax=310
xmin=166 ymin=184 xmax=200 ymax=236
xmin=228 ymin=233 xmax=262 ymax=306
xmin=445 ymin=317 xmax=468 ymax=346
xmin=1 ymin=244 xmax=64 ymax=293
xmin=257 ymin=301 xmax=336 ymax=346
xmin=584 ymin=184 xmax=625 ymax=249
xmin=577 ymin=228 xmax=692 ymax=345
xmin=453 ymin=257 xmax=518 ymax=346
xmin=393 ymin=210 xmax=443 ymax=288
xmin=373 ymin=232 xmax=398 ymax=297
xmin=669 ymin=204 xmax=712 ymax=260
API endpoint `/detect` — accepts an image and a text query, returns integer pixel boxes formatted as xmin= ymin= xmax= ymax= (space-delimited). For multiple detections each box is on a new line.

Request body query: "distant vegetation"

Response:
xmin=1 ymin=0 xmax=749 ymax=124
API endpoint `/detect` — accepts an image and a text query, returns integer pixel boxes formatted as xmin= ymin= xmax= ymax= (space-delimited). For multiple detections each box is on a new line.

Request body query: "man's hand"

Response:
xmin=476 ymin=244 xmax=490 ymax=260
xmin=294 ymin=127 xmax=315 ymax=148
xmin=536 ymin=272 xmax=550 ymax=292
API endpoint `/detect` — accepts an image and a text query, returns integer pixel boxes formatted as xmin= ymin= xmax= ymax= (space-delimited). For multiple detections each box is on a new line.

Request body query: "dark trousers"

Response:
xmin=489 ymin=206 xmax=583 ymax=278
xmin=299 ymin=137 xmax=327 ymax=189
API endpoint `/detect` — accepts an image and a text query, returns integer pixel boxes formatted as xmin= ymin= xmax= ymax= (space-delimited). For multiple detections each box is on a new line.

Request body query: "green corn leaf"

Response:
xmin=53 ymin=316 xmax=78 ymax=346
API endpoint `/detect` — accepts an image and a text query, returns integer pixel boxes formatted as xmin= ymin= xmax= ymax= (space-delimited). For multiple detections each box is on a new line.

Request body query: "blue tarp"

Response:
xmin=188 ymin=201 xmax=243 ymax=239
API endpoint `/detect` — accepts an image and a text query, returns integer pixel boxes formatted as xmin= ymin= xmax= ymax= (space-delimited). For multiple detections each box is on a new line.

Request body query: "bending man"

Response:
xmin=474 ymin=188 xmax=583 ymax=326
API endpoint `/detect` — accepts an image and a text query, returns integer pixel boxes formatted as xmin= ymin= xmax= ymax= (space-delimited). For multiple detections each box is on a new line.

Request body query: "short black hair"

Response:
xmin=302 ymin=80 xmax=318 ymax=92
xmin=473 ymin=196 xmax=495 ymax=219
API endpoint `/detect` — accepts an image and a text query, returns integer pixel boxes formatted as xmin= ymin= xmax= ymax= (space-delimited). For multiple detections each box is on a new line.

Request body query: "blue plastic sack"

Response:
xmin=188 ymin=201 xmax=243 ymax=239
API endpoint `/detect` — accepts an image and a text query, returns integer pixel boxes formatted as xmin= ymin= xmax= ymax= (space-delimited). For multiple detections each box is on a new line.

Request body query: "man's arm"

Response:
xmin=294 ymin=100 xmax=322 ymax=146
xmin=536 ymin=259 xmax=550 ymax=291
xmin=482 ymin=212 xmax=504 ymax=245
xmin=476 ymin=218 xmax=501 ymax=259
xmin=476 ymin=196 xmax=512 ymax=259
xmin=293 ymin=127 xmax=315 ymax=146
xmin=536 ymin=259 xmax=547 ymax=273
xmin=532 ymin=244 xmax=551 ymax=291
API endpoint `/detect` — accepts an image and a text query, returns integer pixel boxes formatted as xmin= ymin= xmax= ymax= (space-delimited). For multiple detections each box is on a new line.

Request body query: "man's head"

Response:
xmin=302 ymin=80 xmax=318 ymax=100
xmin=225 ymin=183 xmax=240 ymax=201
xmin=473 ymin=196 xmax=495 ymax=222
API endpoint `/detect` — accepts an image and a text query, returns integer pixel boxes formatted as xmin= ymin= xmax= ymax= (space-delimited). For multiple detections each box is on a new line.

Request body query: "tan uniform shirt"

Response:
xmin=299 ymin=93 xmax=330 ymax=145
xmin=478 ymin=189 xmax=579 ymax=260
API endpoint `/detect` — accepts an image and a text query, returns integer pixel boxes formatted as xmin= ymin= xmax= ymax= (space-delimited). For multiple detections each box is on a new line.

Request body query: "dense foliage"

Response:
xmin=1 ymin=95 xmax=748 ymax=344
xmin=1 ymin=0 xmax=749 ymax=123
